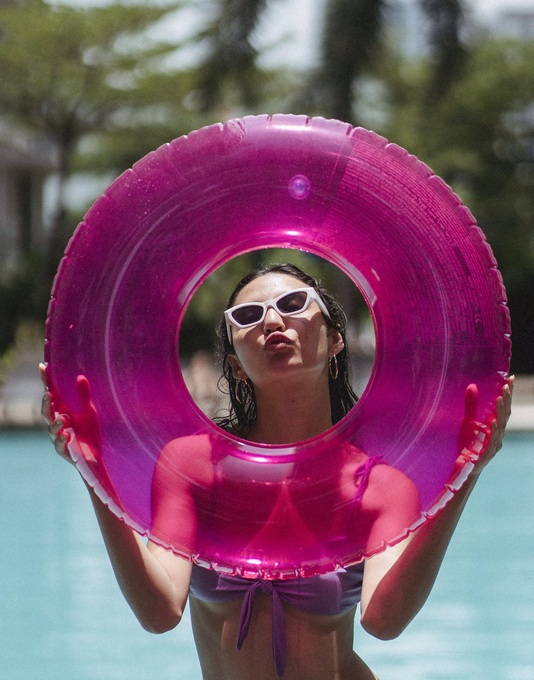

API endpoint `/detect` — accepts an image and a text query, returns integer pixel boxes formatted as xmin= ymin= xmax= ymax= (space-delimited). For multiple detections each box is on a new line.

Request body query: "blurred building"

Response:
xmin=492 ymin=9 xmax=534 ymax=40
xmin=0 ymin=123 xmax=56 ymax=268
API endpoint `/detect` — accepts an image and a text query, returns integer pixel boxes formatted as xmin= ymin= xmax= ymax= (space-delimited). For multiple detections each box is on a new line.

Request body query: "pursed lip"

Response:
xmin=264 ymin=332 xmax=293 ymax=350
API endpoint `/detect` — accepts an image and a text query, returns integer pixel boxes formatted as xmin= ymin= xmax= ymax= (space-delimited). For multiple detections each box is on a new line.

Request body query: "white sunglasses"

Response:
xmin=224 ymin=287 xmax=331 ymax=342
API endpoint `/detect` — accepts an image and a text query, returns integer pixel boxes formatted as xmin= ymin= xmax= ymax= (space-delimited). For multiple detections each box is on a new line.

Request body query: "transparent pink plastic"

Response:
xmin=44 ymin=115 xmax=511 ymax=579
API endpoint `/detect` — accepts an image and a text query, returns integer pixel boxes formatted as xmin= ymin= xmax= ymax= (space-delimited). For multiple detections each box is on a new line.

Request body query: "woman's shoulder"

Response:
xmin=364 ymin=460 xmax=420 ymax=515
xmin=160 ymin=432 xmax=213 ymax=457
xmin=340 ymin=444 xmax=419 ymax=512
xmin=155 ymin=433 xmax=215 ymax=488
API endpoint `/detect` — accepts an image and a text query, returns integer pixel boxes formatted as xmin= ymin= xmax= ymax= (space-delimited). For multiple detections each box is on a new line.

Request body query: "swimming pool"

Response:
xmin=1 ymin=431 xmax=532 ymax=680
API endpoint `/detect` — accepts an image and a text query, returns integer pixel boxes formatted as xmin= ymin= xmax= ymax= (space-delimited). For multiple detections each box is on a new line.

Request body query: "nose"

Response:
xmin=263 ymin=305 xmax=286 ymax=335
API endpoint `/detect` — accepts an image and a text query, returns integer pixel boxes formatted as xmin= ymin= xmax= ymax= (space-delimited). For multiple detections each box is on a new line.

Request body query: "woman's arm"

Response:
xmin=360 ymin=378 xmax=514 ymax=640
xmin=85 ymin=485 xmax=192 ymax=634
xmin=40 ymin=365 xmax=192 ymax=634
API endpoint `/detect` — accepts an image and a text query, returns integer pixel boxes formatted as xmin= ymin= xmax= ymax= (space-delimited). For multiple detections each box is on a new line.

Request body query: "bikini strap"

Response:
xmin=237 ymin=579 xmax=287 ymax=678
xmin=353 ymin=455 xmax=383 ymax=506
xmin=344 ymin=454 xmax=383 ymax=530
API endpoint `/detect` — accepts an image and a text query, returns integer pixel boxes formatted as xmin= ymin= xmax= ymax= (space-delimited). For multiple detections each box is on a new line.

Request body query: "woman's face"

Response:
xmin=227 ymin=273 xmax=343 ymax=390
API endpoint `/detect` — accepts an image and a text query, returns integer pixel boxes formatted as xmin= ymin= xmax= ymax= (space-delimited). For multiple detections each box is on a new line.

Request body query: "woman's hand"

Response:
xmin=458 ymin=376 xmax=514 ymax=478
xmin=485 ymin=375 xmax=514 ymax=459
xmin=40 ymin=362 xmax=124 ymax=508
xmin=361 ymin=375 xmax=514 ymax=640
xmin=40 ymin=363 xmax=75 ymax=465
xmin=39 ymin=366 xmax=191 ymax=633
xmin=40 ymin=363 xmax=104 ymax=462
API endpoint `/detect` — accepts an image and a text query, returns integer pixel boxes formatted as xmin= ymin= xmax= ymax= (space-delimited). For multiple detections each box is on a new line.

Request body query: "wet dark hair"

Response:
xmin=214 ymin=262 xmax=358 ymax=436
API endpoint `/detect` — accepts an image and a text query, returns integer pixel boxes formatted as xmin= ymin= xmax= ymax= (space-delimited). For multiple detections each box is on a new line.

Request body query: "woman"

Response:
xmin=41 ymin=262 xmax=513 ymax=680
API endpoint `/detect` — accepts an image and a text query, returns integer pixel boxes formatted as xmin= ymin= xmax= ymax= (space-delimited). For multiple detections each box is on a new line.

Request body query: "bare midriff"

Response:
xmin=189 ymin=595 xmax=379 ymax=680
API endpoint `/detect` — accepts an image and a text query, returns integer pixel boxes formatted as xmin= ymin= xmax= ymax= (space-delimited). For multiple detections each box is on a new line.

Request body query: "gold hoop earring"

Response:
xmin=329 ymin=354 xmax=339 ymax=380
xmin=235 ymin=378 xmax=251 ymax=404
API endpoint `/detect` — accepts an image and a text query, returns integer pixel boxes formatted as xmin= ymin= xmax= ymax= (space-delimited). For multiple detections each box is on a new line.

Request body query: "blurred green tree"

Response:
xmin=0 ymin=0 xmax=185 ymax=270
xmin=367 ymin=38 xmax=534 ymax=372
xmin=197 ymin=0 xmax=469 ymax=123
xmin=1 ymin=0 xmax=532 ymax=374
xmin=0 ymin=0 xmax=199 ymax=357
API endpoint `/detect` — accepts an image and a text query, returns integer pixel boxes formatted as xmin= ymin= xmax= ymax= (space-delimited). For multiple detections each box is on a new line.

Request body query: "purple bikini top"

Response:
xmin=189 ymin=455 xmax=381 ymax=677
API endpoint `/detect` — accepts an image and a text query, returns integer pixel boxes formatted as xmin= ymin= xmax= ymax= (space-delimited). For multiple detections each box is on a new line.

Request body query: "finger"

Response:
xmin=503 ymin=378 xmax=514 ymax=421
xmin=40 ymin=364 xmax=54 ymax=424
xmin=40 ymin=365 xmax=68 ymax=417
xmin=495 ymin=395 xmax=506 ymax=430
xmin=492 ymin=378 xmax=513 ymax=435
xmin=55 ymin=430 xmax=70 ymax=450
xmin=76 ymin=375 xmax=91 ymax=409
xmin=48 ymin=416 xmax=73 ymax=456
xmin=464 ymin=383 xmax=478 ymax=421
xmin=49 ymin=416 xmax=66 ymax=437
xmin=41 ymin=392 xmax=53 ymax=424
xmin=493 ymin=417 xmax=502 ymax=448
xmin=487 ymin=417 xmax=501 ymax=452
xmin=55 ymin=431 xmax=75 ymax=463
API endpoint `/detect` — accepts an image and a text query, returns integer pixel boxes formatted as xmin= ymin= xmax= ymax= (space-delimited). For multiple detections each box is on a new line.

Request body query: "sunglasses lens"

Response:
xmin=232 ymin=304 xmax=264 ymax=326
xmin=277 ymin=291 xmax=308 ymax=314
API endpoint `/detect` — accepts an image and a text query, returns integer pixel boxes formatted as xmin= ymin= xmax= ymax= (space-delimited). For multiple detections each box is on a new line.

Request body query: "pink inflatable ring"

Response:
xmin=44 ymin=115 xmax=511 ymax=579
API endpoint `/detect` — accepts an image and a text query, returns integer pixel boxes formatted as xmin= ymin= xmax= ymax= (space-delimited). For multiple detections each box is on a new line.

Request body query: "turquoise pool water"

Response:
xmin=1 ymin=431 xmax=533 ymax=680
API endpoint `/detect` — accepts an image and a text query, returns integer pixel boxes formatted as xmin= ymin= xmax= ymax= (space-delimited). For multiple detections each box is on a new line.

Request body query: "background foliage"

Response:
xmin=1 ymin=0 xmax=533 ymax=373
